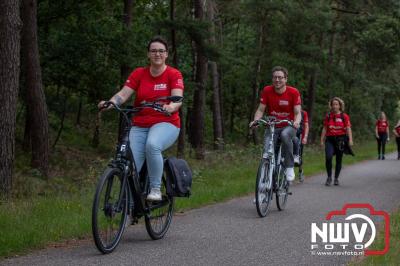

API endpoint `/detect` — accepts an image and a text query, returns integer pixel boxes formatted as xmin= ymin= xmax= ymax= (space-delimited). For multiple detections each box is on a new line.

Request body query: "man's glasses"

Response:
xmin=149 ymin=49 xmax=167 ymax=54
xmin=272 ymin=76 xmax=286 ymax=80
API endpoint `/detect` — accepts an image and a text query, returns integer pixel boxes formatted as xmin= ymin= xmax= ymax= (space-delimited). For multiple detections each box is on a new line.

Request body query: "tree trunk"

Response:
xmin=23 ymin=109 xmax=32 ymax=151
xmin=306 ymin=33 xmax=324 ymax=143
xmin=21 ymin=0 xmax=49 ymax=177
xmin=190 ymin=0 xmax=208 ymax=159
xmin=208 ymin=0 xmax=223 ymax=150
xmin=248 ymin=22 xmax=264 ymax=145
xmin=170 ymin=0 xmax=186 ymax=158
xmin=76 ymin=92 xmax=82 ymax=126
xmin=0 ymin=0 xmax=22 ymax=198
xmin=229 ymin=22 xmax=240 ymax=134
xmin=120 ymin=0 xmax=133 ymax=82
xmin=326 ymin=2 xmax=339 ymax=98
xmin=52 ymin=91 xmax=69 ymax=149
xmin=306 ymin=69 xmax=317 ymax=142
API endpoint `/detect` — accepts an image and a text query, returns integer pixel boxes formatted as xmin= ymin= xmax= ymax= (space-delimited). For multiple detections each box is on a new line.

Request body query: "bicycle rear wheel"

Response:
xmin=145 ymin=175 xmax=174 ymax=240
xmin=92 ymin=167 xmax=128 ymax=254
xmin=276 ymin=166 xmax=289 ymax=211
xmin=255 ymin=159 xmax=272 ymax=217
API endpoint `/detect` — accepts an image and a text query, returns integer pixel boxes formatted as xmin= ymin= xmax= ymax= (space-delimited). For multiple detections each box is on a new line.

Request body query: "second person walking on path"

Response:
xmin=320 ymin=97 xmax=353 ymax=186
xmin=393 ymin=120 xmax=400 ymax=160
xmin=375 ymin=111 xmax=390 ymax=160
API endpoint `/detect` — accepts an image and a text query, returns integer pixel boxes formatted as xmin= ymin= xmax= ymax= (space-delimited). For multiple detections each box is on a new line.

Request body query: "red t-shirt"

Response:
xmin=260 ymin=85 xmax=301 ymax=127
xmin=395 ymin=125 xmax=400 ymax=135
xmin=324 ymin=112 xmax=351 ymax=136
xmin=124 ymin=66 xmax=184 ymax=128
xmin=376 ymin=120 xmax=389 ymax=133
xmin=301 ymin=110 xmax=309 ymax=139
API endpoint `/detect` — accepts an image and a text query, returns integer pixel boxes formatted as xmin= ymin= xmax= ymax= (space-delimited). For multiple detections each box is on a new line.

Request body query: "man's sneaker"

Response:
xmin=147 ymin=188 xmax=162 ymax=201
xmin=382 ymin=155 xmax=385 ymax=160
xmin=286 ymin=167 xmax=295 ymax=182
xmin=294 ymin=155 xmax=300 ymax=165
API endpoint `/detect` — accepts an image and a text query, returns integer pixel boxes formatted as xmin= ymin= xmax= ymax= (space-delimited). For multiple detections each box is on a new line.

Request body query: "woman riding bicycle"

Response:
xmin=98 ymin=36 xmax=184 ymax=201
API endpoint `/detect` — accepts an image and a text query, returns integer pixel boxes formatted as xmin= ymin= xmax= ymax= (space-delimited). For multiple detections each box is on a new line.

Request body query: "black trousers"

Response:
xmin=325 ymin=136 xmax=345 ymax=179
xmin=396 ymin=137 xmax=400 ymax=156
xmin=376 ymin=133 xmax=388 ymax=156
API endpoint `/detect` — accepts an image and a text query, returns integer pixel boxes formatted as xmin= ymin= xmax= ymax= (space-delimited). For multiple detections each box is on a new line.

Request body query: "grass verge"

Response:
xmin=0 ymin=141 xmax=398 ymax=258
xmin=351 ymin=206 xmax=400 ymax=265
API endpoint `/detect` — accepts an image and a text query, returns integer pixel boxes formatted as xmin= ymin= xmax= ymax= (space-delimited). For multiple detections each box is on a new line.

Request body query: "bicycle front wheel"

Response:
xmin=92 ymin=167 xmax=128 ymax=254
xmin=276 ymin=166 xmax=289 ymax=211
xmin=145 ymin=175 xmax=174 ymax=240
xmin=255 ymin=159 xmax=272 ymax=217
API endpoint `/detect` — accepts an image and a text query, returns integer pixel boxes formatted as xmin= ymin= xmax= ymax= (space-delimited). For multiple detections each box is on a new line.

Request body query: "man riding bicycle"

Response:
xmin=250 ymin=66 xmax=302 ymax=183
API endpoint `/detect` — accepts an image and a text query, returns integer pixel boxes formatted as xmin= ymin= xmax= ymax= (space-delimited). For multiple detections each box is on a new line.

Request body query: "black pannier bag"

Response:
xmin=165 ymin=157 xmax=192 ymax=197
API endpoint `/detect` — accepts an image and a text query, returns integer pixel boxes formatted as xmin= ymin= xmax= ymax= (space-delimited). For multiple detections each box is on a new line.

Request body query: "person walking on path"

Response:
xmin=320 ymin=97 xmax=353 ymax=186
xmin=375 ymin=111 xmax=390 ymax=160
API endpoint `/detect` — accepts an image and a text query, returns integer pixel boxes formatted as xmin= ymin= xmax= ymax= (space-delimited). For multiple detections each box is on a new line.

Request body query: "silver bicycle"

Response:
xmin=252 ymin=116 xmax=293 ymax=217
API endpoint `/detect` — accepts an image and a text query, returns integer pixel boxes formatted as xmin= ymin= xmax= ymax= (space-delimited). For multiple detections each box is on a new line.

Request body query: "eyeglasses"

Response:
xmin=149 ymin=49 xmax=167 ymax=54
xmin=272 ymin=76 xmax=286 ymax=80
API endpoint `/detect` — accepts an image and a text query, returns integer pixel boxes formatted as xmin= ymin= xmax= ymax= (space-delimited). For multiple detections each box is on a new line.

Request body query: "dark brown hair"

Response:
xmin=147 ymin=35 xmax=169 ymax=51
xmin=271 ymin=66 xmax=288 ymax=78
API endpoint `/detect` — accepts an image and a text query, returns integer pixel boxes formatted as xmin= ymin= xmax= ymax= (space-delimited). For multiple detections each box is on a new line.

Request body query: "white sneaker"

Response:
xmin=286 ymin=167 xmax=295 ymax=181
xmin=147 ymin=188 xmax=162 ymax=201
xmin=294 ymin=155 xmax=300 ymax=165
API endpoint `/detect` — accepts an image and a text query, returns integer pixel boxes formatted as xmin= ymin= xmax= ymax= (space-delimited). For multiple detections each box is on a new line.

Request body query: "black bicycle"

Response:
xmin=252 ymin=117 xmax=293 ymax=217
xmin=92 ymin=96 xmax=183 ymax=254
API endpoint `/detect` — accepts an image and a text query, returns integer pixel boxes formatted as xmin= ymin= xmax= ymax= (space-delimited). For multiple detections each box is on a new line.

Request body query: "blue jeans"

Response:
xmin=129 ymin=122 xmax=180 ymax=189
xmin=263 ymin=126 xmax=296 ymax=168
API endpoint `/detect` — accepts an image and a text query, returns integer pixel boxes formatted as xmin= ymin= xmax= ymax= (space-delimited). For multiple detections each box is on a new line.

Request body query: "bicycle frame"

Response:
xmin=102 ymin=98 xmax=182 ymax=220
xmin=258 ymin=117 xmax=293 ymax=190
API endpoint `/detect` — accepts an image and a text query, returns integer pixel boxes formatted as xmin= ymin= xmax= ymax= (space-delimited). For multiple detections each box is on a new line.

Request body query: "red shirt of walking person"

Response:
xmin=98 ymin=36 xmax=184 ymax=201
xmin=320 ymin=97 xmax=353 ymax=186
xmin=393 ymin=120 xmax=400 ymax=160
xmin=250 ymin=66 xmax=302 ymax=183
xmin=375 ymin=111 xmax=390 ymax=160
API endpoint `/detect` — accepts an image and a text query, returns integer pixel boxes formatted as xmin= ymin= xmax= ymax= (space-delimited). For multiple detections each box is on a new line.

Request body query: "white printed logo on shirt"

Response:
xmin=154 ymin=83 xmax=167 ymax=90
xmin=279 ymin=100 xmax=289 ymax=106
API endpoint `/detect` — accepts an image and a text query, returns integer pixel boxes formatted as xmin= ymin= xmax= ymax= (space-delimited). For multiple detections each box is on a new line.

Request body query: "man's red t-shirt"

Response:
xmin=376 ymin=120 xmax=389 ymax=133
xmin=124 ymin=66 xmax=184 ymax=128
xmin=260 ymin=85 xmax=301 ymax=127
xmin=301 ymin=110 xmax=309 ymax=139
xmin=324 ymin=112 xmax=351 ymax=136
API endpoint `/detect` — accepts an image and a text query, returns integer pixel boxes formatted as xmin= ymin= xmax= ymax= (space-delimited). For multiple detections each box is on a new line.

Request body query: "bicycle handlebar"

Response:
xmin=99 ymin=96 xmax=184 ymax=124
xmin=250 ymin=117 xmax=294 ymax=128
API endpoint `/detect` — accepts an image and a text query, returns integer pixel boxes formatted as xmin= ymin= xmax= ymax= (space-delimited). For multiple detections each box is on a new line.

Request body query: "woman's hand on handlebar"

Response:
xmin=162 ymin=103 xmax=176 ymax=114
xmin=98 ymin=100 xmax=113 ymax=111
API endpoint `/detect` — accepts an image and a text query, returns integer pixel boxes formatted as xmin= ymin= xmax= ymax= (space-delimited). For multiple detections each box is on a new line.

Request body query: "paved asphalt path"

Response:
xmin=2 ymin=153 xmax=400 ymax=266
